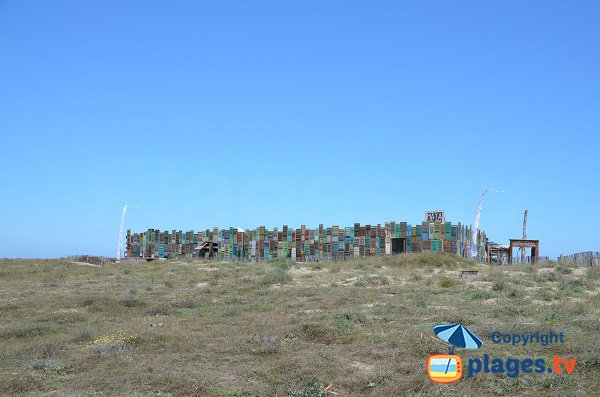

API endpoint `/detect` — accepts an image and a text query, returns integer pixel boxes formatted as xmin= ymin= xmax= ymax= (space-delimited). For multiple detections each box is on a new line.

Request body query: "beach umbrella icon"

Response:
xmin=434 ymin=323 xmax=482 ymax=354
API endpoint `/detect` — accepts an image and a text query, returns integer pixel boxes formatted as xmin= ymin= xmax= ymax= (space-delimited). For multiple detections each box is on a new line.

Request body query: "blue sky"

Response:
xmin=0 ymin=1 xmax=598 ymax=259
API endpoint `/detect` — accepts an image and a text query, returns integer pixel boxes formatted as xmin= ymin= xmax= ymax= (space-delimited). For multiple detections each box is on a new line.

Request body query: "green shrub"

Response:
xmin=544 ymin=271 xmax=559 ymax=282
xmin=287 ymin=378 xmax=326 ymax=397
xmin=221 ymin=308 xmax=241 ymax=318
xmin=119 ymin=298 xmax=146 ymax=308
xmin=29 ymin=358 xmax=67 ymax=376
xmin=170 ymin=299 xmax=199 ymax=309
xmin=438 ymin=277 xmax=455 ymax=288
xmin=463 ymin=288 xmax=493 ymax=300
xmin=245 ymin=334 xmax=279 ymax=355
xmin=569 ymin=279 xmax=584 ymax=294
xmin=525 ymin=266 xmax=537 ymax=274
xmin=299 ymin=323 xmax=336 ymax=344
xmin=336 ymin=311 xmax=367 ymax=324
xmin=409 ymin=272 xmax=424 ymax=281
xmin=3 ymin=322 xmax=53 ymax=338
xmin=587 ymin=268 xmax=600 ymax=280
xmin=415 ymin=299 xmax=427 ymax=308
xmin=271 ymin=259 xmax=294 ymax=271
xmin=335 ymin=317 xmax=355 ymax=335
xmin=506 ymin=289 xmax=524 ymax=299
xmin=538 ymin=288 xmax=554 ymax=301
xmin=261 ymin=268 xmax=292 ymax=286
xmin=492 ymin=280 xmax=505 ymax=291
xmin=53 ymin=314 xmax=81 ymax=324
xmin=71 ymin=329 xmax=94 ymax=343
xmin=556 ymin=266 xmax=572 ymax=275
xmin=354 ymin=274 xmax=389 ymax=287
xmin=145 ymin=304 xmax=172 ymax=316
xmin=89 ymin=331 xmax=138 ymax=353
xmin=580 ymin=353 xmax=600 ymax=369
xmin=367 ymin=372 xmax=391 ymax=389
xmin=37 ymin=341 xmax=62 ymax=358
xmin=543 ymin=312 xmax=562 ymax=326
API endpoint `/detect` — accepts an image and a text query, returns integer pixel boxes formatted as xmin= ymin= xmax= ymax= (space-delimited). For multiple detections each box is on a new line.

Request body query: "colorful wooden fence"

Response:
xmin=125 ymin=220 xmax=488 ymax=262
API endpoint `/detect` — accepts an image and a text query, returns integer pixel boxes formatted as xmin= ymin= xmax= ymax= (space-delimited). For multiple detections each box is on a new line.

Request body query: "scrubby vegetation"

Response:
xmin=0 ymin=255 xmax=598 ymax=396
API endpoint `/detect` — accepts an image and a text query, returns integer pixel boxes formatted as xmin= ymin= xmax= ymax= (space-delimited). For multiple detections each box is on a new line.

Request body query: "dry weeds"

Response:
xmin=0 ymin=255 xmax=598 ymax=396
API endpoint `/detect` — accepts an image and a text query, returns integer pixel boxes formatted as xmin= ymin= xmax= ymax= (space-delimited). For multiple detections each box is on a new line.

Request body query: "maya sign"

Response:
xmin=425 ymin=211 xmax=445 ymax=223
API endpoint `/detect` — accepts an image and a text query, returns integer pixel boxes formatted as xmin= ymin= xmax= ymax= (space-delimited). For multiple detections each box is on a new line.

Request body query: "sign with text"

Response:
xmin=425 ymin=211 xmax=445 ymax=223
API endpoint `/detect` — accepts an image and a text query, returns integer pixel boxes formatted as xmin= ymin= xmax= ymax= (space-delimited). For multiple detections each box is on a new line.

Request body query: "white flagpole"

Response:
xmin=117 ymin=204 xmax=138 ymax=262
xmin=470 ymin=189 xmax=503 ymax=259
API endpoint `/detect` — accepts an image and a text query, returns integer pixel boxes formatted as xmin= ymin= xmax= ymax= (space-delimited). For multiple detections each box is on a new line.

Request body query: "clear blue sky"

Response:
xmin=1 ymin=1 xmax=598 ymax=259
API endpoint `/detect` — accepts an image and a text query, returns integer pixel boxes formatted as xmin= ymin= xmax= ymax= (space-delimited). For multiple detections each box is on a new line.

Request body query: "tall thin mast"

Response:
xmin=521 ymin=209 xmax=528 ymax=263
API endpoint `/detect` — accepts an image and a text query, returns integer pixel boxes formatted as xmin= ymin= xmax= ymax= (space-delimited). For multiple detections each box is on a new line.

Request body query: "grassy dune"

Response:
xmin=0 ymin=255 xmax=598 ymax=396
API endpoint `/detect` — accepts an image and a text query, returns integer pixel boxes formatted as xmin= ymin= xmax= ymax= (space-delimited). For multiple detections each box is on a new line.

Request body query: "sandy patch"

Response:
xmin=351 ymin=362 xmax=376 ymax=373
xmin=341 ymin=277 xmax=358 ymax=285
xmin=537 ymin=267 xmax=554 ymax=274
xmin=566 ymin=297 xmax=585 ymax=303
xmin=467 ymin=281 xmax=493 ymax=290
xmin=70 ymin=261 xmax=101 ymax=267
xmin=289 ymin=266 xmax=325 ymax=275
xmin=299 ymin=309 xmax=323 ymax=314
xmin=506 ymin=271 xmax=528 ymax=276
xmin=53 ymin=308 xmax=81 ymax=313
xmin=361 ymin=302 xmax=386 ymax=308
xmin=191 ymin=263 xmax=220 ymax=271
xmin=573 ymin=267 xmax=586 ymax=276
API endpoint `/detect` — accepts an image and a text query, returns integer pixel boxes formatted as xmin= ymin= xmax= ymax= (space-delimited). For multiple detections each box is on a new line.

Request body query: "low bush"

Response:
xmin=261 ymin=268 xmax=292 ymax=286
xmin=145 ymin=304 xmax=173 ymax=316
xmin=354 ymin=274 xmax=389 ymax=287
xmin=119 ymin=297 xmax=146 ymax=308
xmin=438 ymin=277 xmax=455 ymax=288
xmin=170 ymin=299 xmax=199 ymax=309
xmin=29 ymin=358 xmax=67 ymax=376
xmin=89 ymin=331 xmax=138 ymax=353
xmin=492 ymin=280 xmax=505 ymax=291
xmin=287 ymin=378 xmax=326 ymax=397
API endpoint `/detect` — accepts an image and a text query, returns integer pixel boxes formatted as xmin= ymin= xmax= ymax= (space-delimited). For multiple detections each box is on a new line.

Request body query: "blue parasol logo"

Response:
xmin=434 ymin=323 xmax=483 ymax=354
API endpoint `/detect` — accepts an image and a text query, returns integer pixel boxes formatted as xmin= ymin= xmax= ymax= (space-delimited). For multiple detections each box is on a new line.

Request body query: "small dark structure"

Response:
xmin=68 ymin=256 xmax=116 ymax=266
xmin=391 ymin=238 xmax=407 ymax=254
xmin=488 ymin=243 xmax=510 ymax=264
xmin=194 ymin=241 xmax=219 ymax=259
xmin=508 ymin=239 xmax=540 ymax=264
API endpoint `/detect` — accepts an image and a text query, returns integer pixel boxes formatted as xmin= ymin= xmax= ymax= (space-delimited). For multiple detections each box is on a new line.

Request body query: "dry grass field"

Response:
xmin=0 ymin=254 xmax=598 ymax=396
